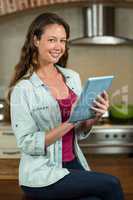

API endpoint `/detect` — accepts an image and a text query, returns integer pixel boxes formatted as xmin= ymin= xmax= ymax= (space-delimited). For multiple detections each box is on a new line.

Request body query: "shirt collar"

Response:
xmin=30 ymin=72 xmax=44 ymax=88
xmin=56 ymin=65 xmax=70 ymax=79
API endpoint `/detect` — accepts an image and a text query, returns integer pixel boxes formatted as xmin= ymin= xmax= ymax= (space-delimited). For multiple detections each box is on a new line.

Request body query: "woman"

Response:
xmin=8 ymin=13 xmax=124 ymax=200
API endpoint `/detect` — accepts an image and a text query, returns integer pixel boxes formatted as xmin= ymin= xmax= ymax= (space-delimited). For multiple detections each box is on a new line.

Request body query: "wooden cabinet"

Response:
xmin=0 ymin=156 xmax=133 ymax=199
xmin=0 ymin=125 xmax=20 ymax=159
xmin=1 ymin=0 xmax=133 ymax=17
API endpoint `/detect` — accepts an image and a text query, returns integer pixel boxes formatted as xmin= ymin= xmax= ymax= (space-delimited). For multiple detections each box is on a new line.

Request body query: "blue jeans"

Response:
xmin=21 ymin=157 xmax=124 ymax=200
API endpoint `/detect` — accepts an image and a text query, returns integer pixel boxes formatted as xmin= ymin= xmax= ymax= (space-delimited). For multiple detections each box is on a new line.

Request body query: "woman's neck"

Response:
xmin=36 ymin=63 xmax=58 ymax=78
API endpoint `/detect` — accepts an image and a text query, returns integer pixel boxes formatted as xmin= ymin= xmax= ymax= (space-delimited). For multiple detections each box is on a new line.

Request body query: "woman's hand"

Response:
xmin=79 ymin=91 xmax=109 ymax=132
xmin=91 ymin=90 xmax=109 ymax=118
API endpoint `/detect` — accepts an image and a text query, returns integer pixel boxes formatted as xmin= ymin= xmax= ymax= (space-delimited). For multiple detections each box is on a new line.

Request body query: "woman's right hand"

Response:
xmin=45 ymin=121 xmax=75 ymax=146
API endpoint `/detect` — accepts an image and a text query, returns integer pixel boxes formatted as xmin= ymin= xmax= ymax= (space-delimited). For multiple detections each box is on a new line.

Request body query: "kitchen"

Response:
xmin=0 ymin=0 xmax=133 ymax=199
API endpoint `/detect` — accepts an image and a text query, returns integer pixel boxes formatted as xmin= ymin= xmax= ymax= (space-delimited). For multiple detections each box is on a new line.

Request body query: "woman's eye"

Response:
xmin=49 ymin=39 xmax=55 ymax=42
xmin=61 ymin=40 xmax=67 ymax=44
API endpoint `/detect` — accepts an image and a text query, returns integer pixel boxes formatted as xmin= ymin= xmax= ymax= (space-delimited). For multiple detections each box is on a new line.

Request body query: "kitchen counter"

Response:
xmin=0 ymin=155 xmax=133 ymax=200
xmin=1 ymin=119 xmax=133 ymax=128
xmin=0 ymin=159 xmax=19 ymax=180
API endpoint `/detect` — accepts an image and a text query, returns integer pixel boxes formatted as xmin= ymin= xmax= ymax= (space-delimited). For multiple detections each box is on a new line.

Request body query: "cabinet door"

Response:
xmin=0 ymin=130 xmax=17 ymax=148
xmin=0 ymin=128 xmax=20 ymax=158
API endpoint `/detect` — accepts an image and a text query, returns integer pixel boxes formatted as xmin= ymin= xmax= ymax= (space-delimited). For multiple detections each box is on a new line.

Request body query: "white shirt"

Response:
xmin=11 ymin=65 xmax=91 ymax=187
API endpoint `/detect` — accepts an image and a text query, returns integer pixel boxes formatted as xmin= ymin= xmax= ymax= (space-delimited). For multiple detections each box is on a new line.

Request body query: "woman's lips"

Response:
xmin=50 ymin=52 xmax=61 ymax=58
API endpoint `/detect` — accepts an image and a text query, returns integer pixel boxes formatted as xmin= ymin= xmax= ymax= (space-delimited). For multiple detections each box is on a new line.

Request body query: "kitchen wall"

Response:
xmin=0 ymin=5 xmax=133 ymax=104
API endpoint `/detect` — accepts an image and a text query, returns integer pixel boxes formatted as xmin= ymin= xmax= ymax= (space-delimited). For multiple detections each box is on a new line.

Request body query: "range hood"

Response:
xmin=70 ymin=4 xmax=133 ymax=45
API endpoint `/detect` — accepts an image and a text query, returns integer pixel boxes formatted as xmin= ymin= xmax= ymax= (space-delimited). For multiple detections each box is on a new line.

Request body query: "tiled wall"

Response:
xmin=0 ymin=5 xmax=133 ymax=104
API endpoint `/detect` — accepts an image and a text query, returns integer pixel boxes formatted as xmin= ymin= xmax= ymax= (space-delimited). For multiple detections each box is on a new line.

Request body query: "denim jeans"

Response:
xmin=21 ymin=157 xmax=124 ymax=200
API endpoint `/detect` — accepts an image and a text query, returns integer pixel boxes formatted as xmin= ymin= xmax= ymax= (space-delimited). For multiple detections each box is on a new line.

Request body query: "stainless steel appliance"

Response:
xmin=70 ymin=4 xmax=133 ymax=46
xmin=79 ymin=119 xmax=133 ymax=154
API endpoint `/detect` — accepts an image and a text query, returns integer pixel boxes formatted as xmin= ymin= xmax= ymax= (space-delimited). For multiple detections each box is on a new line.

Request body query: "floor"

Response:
xmin=0 ymin=154 xmax=133 ymax=199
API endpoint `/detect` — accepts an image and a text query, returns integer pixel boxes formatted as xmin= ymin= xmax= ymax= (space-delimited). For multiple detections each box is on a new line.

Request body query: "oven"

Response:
xmin=79 ymin=119 xmax=133 ymax=154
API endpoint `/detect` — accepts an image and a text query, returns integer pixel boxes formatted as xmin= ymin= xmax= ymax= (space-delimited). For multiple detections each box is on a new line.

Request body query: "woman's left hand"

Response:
xmin=80 ymin=91 xmax=109 ymax=131
xmin=91 ymin=90 xmax=109 ymax=118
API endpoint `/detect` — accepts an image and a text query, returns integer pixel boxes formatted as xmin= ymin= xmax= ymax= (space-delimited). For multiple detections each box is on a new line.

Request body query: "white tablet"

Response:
xmin=68 ymin=75 xmax=114 ymax=123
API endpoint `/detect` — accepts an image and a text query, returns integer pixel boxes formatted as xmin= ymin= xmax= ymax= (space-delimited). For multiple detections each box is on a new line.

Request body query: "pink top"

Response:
xmin=57 ymin=88 xmax=77 ymax=162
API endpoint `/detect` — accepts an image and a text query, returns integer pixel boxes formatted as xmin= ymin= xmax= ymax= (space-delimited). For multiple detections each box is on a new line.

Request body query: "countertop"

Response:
xmin=1 ymin=119 xmax=133 ymax=130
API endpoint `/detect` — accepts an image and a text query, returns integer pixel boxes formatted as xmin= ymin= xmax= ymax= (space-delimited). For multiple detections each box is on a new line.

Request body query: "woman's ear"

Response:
xmin=33 ymin=36 xmax=39 ymax=47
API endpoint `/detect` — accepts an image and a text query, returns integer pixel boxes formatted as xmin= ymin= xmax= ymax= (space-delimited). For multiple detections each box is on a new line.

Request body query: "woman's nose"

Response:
xmin=54 ymin=41 xmax=62 ymax=49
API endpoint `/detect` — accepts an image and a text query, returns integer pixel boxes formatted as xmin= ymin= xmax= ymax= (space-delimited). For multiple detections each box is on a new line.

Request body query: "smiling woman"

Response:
xmin=7 ymin=12 xmax=124 ymax=200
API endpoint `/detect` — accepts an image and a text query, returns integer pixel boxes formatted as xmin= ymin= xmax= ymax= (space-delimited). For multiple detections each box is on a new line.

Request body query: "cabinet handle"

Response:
xmin=3 ymin=151 xmax=20 ymax=155
xmin=2 ymin=132 xmax=14 ymax=136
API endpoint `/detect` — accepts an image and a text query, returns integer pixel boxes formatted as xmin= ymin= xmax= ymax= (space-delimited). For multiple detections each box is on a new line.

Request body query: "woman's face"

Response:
xmin=35 ymin=24 xmax=67 ymax=66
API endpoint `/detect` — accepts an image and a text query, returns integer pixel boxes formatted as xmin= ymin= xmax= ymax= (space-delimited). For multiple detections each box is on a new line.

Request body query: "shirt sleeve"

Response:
xmin=75 ymin=121 xmax=92 ymax=140
xmin=10 ymin=84 xmax=46 ymax=156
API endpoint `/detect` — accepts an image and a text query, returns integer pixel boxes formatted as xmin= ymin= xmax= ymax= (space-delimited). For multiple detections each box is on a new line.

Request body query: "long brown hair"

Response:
xmin=6 ymin=12 xmax=70 ymax=121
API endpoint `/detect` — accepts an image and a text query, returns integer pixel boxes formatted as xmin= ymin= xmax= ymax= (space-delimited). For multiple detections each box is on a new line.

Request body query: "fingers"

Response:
xmin=91 ymin=106 xmax=106 ymax=115
xmin=101 ymin=90 xmax=109 ymax=101
xmin=91 ymin=91 xmax=109 ymax=116
xmin=93 ymin=100 xmax=108 ymax=111
xmin=96 ymin=91 xmax=109 ymax=108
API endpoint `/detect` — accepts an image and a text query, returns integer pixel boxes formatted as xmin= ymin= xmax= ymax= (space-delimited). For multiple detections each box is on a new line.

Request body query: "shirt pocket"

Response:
xmin=31 ymin=104 xmax=51 ymax=124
